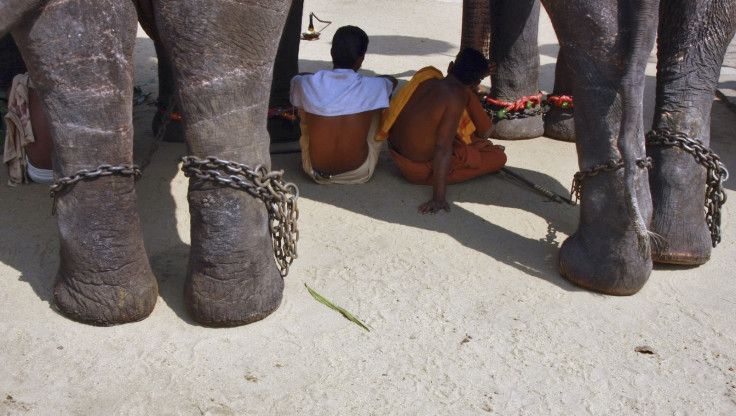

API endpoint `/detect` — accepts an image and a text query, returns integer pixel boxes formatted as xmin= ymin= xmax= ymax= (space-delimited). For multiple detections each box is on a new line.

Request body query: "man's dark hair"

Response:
xmin=331 ymin=26 xmax=369 ymax=69
xmin=450 ymin=48 xmax=489 ymax=85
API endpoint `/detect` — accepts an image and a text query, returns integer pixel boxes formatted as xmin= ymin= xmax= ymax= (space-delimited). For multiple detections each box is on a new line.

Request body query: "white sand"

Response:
xmin=2 ymin=1 xmax=736 ymax=414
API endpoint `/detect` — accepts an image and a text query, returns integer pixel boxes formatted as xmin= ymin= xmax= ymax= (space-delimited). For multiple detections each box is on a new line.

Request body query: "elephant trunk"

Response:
xmin=616 ymin=0 xmax=660 ymax=257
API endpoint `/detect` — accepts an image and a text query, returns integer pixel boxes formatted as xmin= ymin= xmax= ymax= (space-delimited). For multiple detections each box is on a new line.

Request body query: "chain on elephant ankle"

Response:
xmin=646 ymin=129 xmax=729 ymax=247
xmin=180 ymin=155 xmax=299 ymax=276
xmin=478 ymin=91 xmax=571 ymax=122
xmin=570 ymin=157 xmax=652 ymax=203
xmin=48 ymin=164 xmax=142 ymax=215
xmin=545 ymin=94 xmax=574 ymax=109
xmin=479 ymin=91 xmax=543 ymax=122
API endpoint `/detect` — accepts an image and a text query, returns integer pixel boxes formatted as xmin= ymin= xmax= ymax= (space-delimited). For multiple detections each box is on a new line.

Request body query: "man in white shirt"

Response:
xmin=290 ymin=25 xmax=397 ymax=184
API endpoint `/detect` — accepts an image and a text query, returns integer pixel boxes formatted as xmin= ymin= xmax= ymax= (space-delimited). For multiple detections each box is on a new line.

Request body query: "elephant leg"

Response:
xmin=0 ymin=34 xmax=27 ymax=93
xmin=149 ymin=40 xmax=184 ymax=143
xmin=648 ymin=0 xmax=736 ymax=264
xmin=487 ymin=0 xmax=544 ymax=140
xmin=461 ymin=0 xmax=492 ymax=58
xmin=12 ymin=0 xmax=158 ymax=325
xmin=154 ymin=0 xmax=288 ymax=326
xmin=134 ymin=1 xmax=183 ymax=143
xmin=543 ymin=48 xmax=575 ymax=142
xmin=544 ymin=0 xmax=657 ymax=295
xmin=267 ymin=0 xmax=303 ymax=144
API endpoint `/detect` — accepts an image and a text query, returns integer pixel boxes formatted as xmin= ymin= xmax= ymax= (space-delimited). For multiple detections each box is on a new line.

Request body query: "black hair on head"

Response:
xmin=331 ymin=26 xmax=369 ymax=69
xmin=451 ymin=48 xmax=489 ymax=85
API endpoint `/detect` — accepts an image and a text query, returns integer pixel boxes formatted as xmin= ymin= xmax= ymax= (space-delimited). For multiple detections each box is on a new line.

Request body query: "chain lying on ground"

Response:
xmin=646 ymin=129 xmax=729 ymax=247
xmin=180 ymin=156 xmax=299 ymax=276
xmin=570 ymin=157 xmax=652 ymax=203
xmin=49 ymin=164 xmax=142 ymax=214
xmin=479 ymin=91 xmax=573 ymax=123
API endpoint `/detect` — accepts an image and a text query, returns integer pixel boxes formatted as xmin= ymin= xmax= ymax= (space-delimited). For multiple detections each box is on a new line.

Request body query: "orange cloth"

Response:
xmin=389 ymin=136 xmax=506 ymax=185
xmin=375 ymin=66 xmax=476 ymax=144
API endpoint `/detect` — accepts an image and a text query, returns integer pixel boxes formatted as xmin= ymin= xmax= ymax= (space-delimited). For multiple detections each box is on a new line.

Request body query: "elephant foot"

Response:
xmin=558 ymin=170 xmax=653 ymax=295
xmin=491 ymin=113 xmax=544 ymax=140
xmin=185 ymin=186 xmax=284 ymax=327
xmin=543 ymin=107 xmax=575 ymax=142
xmin=648 ymin=145 xmax=713 ymax=265
xmin=559 ymin=230 xmax=652 ymax=295
xmin=650 ymin=203 xmax=711 ymax=265
xmin=53 ymin=178 xmax=158 ymax=326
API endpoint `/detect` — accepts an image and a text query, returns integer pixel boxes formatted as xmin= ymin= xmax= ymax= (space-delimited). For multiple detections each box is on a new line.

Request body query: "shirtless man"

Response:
xmin=290 ymin=25 xmax=397 ymax=184
xmin=380 ymin=48 xmax=506 ymax=213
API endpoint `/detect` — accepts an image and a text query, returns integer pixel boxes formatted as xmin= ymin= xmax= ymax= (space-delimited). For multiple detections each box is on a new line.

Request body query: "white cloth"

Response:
xmin=290 ymin=69 xmax=392 ymax=116
xmin=25 ymin=154 xmax=54 ymax=185
xmin=3 ymin=73 xmax=33 ymax=186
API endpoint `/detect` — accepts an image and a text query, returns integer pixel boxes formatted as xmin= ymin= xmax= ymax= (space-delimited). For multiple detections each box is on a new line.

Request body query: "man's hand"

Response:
xmin=419 ymin=198 xmax=451 ymax=214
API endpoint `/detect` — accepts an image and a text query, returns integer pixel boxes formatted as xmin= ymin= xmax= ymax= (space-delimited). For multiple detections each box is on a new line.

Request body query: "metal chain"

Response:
xmin=646 ymin=129 xmax=729 ymax=247
xmin=570 ymin=157 xmax=652 ymax=202
xmin=48 ymin=164 xmax=142 ymax=214
xmin=180 ymin=156 xmax=299 ymax=277
xmin=492 ymin=106 xmax=545 ymax=123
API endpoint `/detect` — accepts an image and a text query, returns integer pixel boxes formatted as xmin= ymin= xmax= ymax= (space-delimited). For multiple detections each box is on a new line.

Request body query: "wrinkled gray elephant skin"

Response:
xmin=462 ymin=0 xmax=545 ymax=140
xmin=649 ymin=0 xmax=736 ymax=265
xmin=544 ymin=0 xmax=658 ymax=295
xmin=463 ymin=0 xmax=735 ymax=294
xmin=5 ymin=0 xmax=289 ymax=326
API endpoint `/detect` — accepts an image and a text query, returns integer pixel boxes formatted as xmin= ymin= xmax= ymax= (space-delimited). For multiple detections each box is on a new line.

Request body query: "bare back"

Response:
xmin=304 ymin=109 xmax=379 ymax=175
xmin=388 ymin=78 xmax=468 ymax=162
xmin=25 ymin=88 xmax=53 ymax=170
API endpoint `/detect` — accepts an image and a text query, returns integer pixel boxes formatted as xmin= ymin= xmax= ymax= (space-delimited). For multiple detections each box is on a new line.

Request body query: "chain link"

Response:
xmin=48 ymin=164 xmax=142 ymax=214
xmin=180 ymin=156 xmax=299 ymax=277
xmin=493 ymin=106 xmax=545 ymax=122
xmin=646 ymin=129 xmax=729 ymax=247
xmin=570 ymin=157 xmax=652 ymax=203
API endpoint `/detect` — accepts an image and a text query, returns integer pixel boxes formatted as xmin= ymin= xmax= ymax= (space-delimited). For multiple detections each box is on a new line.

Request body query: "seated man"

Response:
xmin=290 ymin=25 xmax=397 ymax=184
xmin=376 ymin=48 xmax=507 ymax=214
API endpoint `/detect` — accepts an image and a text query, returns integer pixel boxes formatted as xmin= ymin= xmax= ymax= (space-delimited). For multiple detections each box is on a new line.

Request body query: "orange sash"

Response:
xmin=374 ymin=66 xmax=475 ymax=144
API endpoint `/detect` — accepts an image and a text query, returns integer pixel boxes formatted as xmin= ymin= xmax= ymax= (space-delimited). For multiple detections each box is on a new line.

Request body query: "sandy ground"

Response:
xmin=2 ymin=1 xmax=736 ymax=414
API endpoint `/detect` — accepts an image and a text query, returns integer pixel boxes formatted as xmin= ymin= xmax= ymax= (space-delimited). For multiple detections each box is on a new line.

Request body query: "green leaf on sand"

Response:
xmin=305 ymin=283 xmax=370 ymax=332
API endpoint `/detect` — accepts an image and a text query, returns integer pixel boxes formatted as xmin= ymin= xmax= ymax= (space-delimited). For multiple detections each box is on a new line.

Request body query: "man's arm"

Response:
xmin=419 ymin=92 xmax=467 ymax=214
xmin=466 ymin=88 xmax=495 ymax=140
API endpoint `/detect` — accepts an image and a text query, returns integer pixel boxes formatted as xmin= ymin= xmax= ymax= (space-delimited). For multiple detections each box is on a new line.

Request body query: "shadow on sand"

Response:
xmin=272 ymin=147 xmax=585 ymax=293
